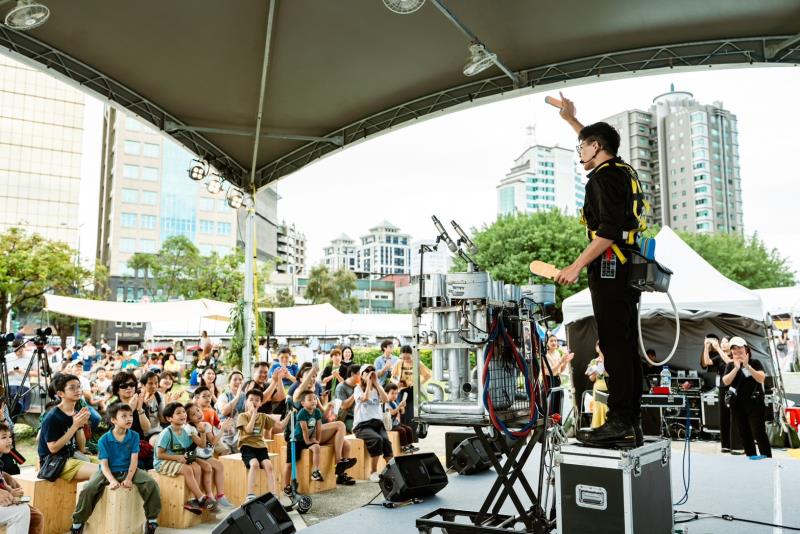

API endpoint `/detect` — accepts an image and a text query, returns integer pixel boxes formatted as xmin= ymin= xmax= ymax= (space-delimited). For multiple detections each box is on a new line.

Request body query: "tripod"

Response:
xmin=1 ymin=331 xmax=52 ymax=429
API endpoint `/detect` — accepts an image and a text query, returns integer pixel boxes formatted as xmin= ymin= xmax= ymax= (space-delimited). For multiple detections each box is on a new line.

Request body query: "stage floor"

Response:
xmin=301 ymin=441 xmax=799 ymax=534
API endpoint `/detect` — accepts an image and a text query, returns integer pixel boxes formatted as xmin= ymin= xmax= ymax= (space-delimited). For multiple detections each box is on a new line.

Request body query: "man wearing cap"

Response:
xmin=722 ymin=337 xmax=771 ymax=459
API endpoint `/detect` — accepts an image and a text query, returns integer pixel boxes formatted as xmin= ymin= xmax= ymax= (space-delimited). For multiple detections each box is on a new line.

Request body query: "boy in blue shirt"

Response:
xmin=71 ymin=403 xmax=161 ymax=534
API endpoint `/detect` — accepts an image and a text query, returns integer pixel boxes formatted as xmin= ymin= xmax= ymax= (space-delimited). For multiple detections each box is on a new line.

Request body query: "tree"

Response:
xmin=273 ymin=288 xmax=295 ymax=308
xmin=451 ymin=211 xmax=589 ymax=320
xmin=677 ymin=231 xmax=795 ymax=289
xmin=305 ymin=265 xmax=359 ymax=313
xmin=189 ymin=252 xmax=245 ymax=302
xmin=0 ymin=227 xmax=105 ymax=333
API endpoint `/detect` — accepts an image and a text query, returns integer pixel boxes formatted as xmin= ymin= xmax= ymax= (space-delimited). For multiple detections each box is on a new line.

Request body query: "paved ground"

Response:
xmin=155 ymin=425 xmax=798 ymax=533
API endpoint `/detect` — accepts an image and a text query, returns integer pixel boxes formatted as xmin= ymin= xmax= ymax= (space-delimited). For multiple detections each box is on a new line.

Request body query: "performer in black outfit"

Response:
xmin=555 ymin=93 xmax=646 ymax=448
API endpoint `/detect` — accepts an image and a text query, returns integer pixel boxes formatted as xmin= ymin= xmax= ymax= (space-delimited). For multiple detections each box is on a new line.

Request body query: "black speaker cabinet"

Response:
xmin=213 ymin=493 xmax=295 ymax=534
xmin=451 ymin=436 xmax=494 ymax=475
xmin=379 ymin=453 xmax=448 ymax=502
xmin=444 ymin=431 xmax=474 ymax=468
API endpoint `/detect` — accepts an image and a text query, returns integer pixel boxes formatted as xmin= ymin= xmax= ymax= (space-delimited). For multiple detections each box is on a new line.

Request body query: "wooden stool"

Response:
xmin=280 ymin=444 xmax=336 ymax=494
xmin=388 ymin=430 xmax=403 ymax=456
xmin=267 ymin=433 xmax=285 ymax=455
xmin=16 ymin=471 xmax=78 ymax=534
xmin=83 ymin=485 xmax=146 ymax=534
xmin=149 ymin=471 xmax=213 ymax=528
xmin=219 ymin=453 xmax=279 ymax=506
xmin=344 ymin=435 xmax=366 ymax=480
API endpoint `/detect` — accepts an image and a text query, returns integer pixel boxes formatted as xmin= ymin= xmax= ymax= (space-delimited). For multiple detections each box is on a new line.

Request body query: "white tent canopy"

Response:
xmin=44 ymin=294 xmax=232 ymax=323
xmin=258 ymin=304 xmax=412 ymax=338
xmin=562 ymin=227 xmax=766 ymax=324
xmin=754 ymin=286 xmax=800 ymax=317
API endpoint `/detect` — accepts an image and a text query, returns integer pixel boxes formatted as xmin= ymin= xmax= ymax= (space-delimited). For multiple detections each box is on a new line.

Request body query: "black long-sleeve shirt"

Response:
xmin=583 ymin=157 xmax=640 ymax=245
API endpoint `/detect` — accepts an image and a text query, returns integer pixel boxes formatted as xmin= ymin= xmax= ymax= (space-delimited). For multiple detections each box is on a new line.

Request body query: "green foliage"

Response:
xmin=128 ymin=236 xmax=245 ymax=302
xmin=0 ymin=227 xmax=105 ymax=329
xmin=273 ymin=288 xmax=295 ymax=307
xmin=677 ymin=231 xmax=795 ymax=289
xmin=226 ymin=299 xmax=254 ymax=370
xmin=348 ymin=347 xmax=433 ymax=369
xmin=305 ymin=265 xmax=359 ymax=313
xmin=452 ymin=211 xmax=589 ymax=319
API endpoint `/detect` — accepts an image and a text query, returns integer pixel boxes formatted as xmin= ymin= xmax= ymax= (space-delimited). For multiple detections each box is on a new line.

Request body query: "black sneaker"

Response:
xmin=202 ymin=497 xmax=218 ymax=512
xmin=576 ymin=416 xmax=636 ymax=449
xmin=184 ymin=499 xmax=203 ymax=515
xmin=336 ymin=473 xmax=356 ymax=486
xmin=71 ymin=525 xmax=84 ymax=534
xmin=335 ymin=457 xmax=358 ymax=475
xmin=311 ymin=469 xmax=324 ymax=482
xmin=145 ymin=521 xmax=157 ymax=534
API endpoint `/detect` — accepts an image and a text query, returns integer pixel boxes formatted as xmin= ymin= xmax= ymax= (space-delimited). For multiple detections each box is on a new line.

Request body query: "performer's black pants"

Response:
xmin=588 ymin=258 xmax=642 ymax=423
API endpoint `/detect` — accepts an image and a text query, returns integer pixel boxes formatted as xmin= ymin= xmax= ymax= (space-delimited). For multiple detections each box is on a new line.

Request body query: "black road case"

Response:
xmin=555 ymin=439 xmax=673 ymax=534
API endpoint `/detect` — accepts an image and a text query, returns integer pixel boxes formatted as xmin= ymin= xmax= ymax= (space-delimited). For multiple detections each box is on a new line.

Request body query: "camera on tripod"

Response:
xmin=32 ymin=327 xmax=52 ymax=347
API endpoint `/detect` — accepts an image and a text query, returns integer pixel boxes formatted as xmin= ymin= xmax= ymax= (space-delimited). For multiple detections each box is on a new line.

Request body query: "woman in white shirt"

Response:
xmin=352 ymin=365 xmax=392 ymax=481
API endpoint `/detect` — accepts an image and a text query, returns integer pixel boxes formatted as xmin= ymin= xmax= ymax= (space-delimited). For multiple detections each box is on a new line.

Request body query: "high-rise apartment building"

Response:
xmin=323 ymin=234 xmax=359 ymax=272
xmin=276 ymin=221 xmax=307 ymax=276
xmin=0 ymin=55 xmax=85 ymax=246
xmin=96 ymin=107 xmax=239 ymax=346
xmin=358 ymin=221 xmax=411 ymax=276
xmin=496 ymin=145 xmax=583 ymax=217
xmin=603 ymin=86 xmax=743 ymax=234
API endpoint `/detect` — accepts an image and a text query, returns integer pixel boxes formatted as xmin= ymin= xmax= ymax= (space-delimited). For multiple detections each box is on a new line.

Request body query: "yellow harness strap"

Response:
xmin=582 ymin=160 xmax=650 ymax=264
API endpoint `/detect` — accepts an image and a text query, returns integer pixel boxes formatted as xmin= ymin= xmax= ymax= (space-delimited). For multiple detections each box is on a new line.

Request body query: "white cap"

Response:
xmin=729 ymin=336 xmax=748 ymax=347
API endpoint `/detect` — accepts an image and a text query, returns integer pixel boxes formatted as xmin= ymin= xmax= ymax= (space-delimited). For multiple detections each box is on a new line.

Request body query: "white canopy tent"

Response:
xmin=563 ymin=227 xmax=765 ymax=324
xmin=754 ymin=286 xmax=800 ymax=318
xmin=561 ymin=227 xmax=778 ymax=404
xmin=44 ymin=294 xmax=232 ymax=323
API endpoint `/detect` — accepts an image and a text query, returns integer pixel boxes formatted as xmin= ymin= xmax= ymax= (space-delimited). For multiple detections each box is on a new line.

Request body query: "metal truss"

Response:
xmin=0 ymin=26 xmax=797 ymax=190
xmin=255 ymin=35 xmax=799 ymax=187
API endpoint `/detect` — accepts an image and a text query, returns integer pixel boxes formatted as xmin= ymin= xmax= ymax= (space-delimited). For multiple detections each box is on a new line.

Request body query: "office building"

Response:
xmin=603 ymin=85 xmax=743 ymax=234
xmin=323 ymin=233 xmax=359 ymax=272
xmin=496 ymin=145 xmax=583 ymax=217
xmin=276 ymin=221 xmax=307 ymax=276
xmin=358 ymin=220 xmax=412 ymax=276
xmin=0 ymin=54 xmax=85 ymax=247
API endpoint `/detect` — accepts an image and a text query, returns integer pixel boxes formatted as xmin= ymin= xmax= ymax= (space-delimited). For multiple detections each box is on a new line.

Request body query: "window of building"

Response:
xmin=121 ymin=188 xmax=138 ymax=203
xmin=116 ymin=287 xmax=124 ymax=302
xmin=695 ymin=198 xmax=709 ymax=206
xmin=125 ymin=117 xmax=141 ymax=131
xmin=142 ymin=167 xmax=159 ymax=181
xmin=691 ymin=111 xmax=707 ymax=123
xmin=124 ymin=140 xmax=140 ymax=155
xmin=139 ymin=239 xmax=157 ymax=253
xmin=692 ymin=149 xmax=708 ymax=160
xmin=143 ymin=143 xmax=160 ymax=158
xmin=217 ymin=222 xmax=232 ymax=236
xmin=121 ymin=212 xmax=137 ymax=228
xmin=142 ymin=191 xmax=158 ymax=205
xmin=123 ymin=164 xmax=139 ymax=179
xmin=695 ymin=185 xmax=709 ymax=194
xmin=126 ymin=287 xmax=135 ymax=301
xmin=140 ymin=214 xmax=156 ymax=230
xmin=199 ymin=219 xmax=214 ymax=234
xmin=120 ymin=237 xmax=136 ymax=252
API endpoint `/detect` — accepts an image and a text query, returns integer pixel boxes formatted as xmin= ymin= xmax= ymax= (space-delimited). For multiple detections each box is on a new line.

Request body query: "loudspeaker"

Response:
xmin=379 ymin=453 xmax=448 ymax=502
xmin=451 ymin=436 xmax=493 ymax=475
xmin=444 ymin=431 xmax=474 ymax=468
xmin=213 ymin=493 xmax=294 ymax=534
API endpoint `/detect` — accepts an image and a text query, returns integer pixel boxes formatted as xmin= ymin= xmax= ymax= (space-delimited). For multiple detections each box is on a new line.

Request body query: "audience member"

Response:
xmin=238 ymin=389 xmax=288 ymax=501
xmin=0 ymin=423 xmax=44 ymax=534
xmin=586 ymin=341 xmax=609 ymax=429
xmin=373 ymin=340 xmax=398 ymax=387
xmin=334 ymin=365 xmax=360 ymax=433
xmin=269 ymin=348 xmax=299 ymax=388
xmin=384 ymin=383 xmax=418 ymax=453
xmin=353 ymin=366 xmax=393 ymax=482
xmin=184 ymin=403 xmax=229 ymax=508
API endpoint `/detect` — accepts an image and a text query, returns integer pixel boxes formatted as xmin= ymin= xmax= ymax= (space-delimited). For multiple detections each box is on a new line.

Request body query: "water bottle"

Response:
xmin=660 ymin=366 xmax=672 ymax=389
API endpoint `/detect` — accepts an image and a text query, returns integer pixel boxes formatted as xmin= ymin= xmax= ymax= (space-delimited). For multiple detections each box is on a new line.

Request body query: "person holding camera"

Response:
xmin=721 ymin=337 xmax=771 ymax=460
xmin=153 ymin=403 xmax=208 ymax=514
xmin=353 ymin=366 xmax=393 ymax=482
xmin=700 ymin=334 xmax=734 ymax=452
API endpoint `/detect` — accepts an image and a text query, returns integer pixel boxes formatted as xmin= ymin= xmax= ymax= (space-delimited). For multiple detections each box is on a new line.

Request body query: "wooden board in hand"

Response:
xmin=529 ymin=260 xmax=560 ymax=280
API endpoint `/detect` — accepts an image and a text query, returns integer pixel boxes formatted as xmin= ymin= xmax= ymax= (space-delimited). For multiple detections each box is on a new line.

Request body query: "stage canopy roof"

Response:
xmin=1 ymin=1 xmax=798 ymax=190
xmin=44 ymin=294 xmax=232 ymax=323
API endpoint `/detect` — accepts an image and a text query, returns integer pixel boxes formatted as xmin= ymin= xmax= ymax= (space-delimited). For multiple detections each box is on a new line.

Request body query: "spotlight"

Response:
xmin=187 ymin=159 xmax=209 ymax=181
xmin=206 ymin=175 xmax=223 ymax=194
xmin=226 ymin=187 xmax=244 ymax=209
xmin=463 ymin=43 xmax=496 ymax=77
xmin=4 ymin=0 xmax=50 ymax=31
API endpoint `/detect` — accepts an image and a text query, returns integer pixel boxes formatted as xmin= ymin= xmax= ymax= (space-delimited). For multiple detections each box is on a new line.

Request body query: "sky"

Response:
xmin=77 ymin=65 xmax=800 ymax=277
xmin=270 ymin=65 xmax=800 ymax=275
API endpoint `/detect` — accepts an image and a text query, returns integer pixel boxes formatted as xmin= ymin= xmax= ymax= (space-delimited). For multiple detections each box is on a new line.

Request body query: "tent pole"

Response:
xmin=243 ymin=0 xmax=276 ymax=379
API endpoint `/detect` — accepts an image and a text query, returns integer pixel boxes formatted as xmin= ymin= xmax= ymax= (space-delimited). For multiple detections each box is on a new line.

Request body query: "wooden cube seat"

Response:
xmin=15 ymin=470 xmax=78 ymax=534
xmin=148 ymin=470 xmax=214 ymax=528
xmin=82 ymin=483 xmax=146 ymax=534
xmin=279 ymin=443 xmax=336 ymax=494
xmin=219 ymin=452 xmax=279 ymax=506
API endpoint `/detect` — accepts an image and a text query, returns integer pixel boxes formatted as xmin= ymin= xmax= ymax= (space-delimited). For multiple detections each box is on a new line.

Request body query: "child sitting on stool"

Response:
xmin=71 ymin=403 xmax=161 ymax=534
xmin=384 ymin=383 xmax=418 ymax=453
xmin=237 ymin=389 xmax=288 ymax=502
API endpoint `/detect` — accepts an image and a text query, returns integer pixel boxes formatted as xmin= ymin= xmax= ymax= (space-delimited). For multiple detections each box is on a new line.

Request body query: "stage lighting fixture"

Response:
xmin=382 ymin=0 xmax=425 ymax=14
xmin=206 ymin=175 xmax=223 ymax=194
xmin=463 ymin=43 xmax=496 ymax=77
xmin=188 ymin=159 xmax=209 ymax=181
xmin=226 ymin=187 xmax=244 ymax=209
xmin=4 ymin=0 xmax=50 ymax=30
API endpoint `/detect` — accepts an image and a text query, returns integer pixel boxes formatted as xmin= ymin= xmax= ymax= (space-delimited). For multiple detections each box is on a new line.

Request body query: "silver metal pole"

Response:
xmin=243 ymin=0 xmax=277 ymax=378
